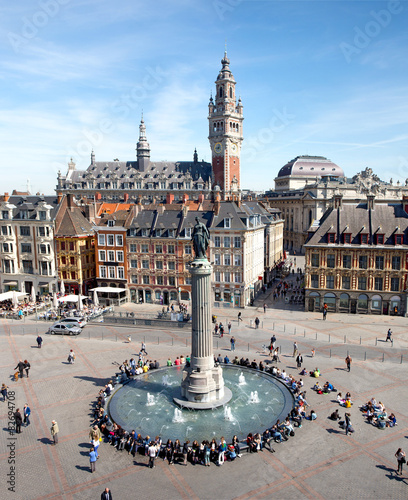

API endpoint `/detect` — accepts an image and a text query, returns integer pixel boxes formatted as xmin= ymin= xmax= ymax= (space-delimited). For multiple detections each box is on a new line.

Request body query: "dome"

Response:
xmin=277 ymin=156 xmax=344 ymax=178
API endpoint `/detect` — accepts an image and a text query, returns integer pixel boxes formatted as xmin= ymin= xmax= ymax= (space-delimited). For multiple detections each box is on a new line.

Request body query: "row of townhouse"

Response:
xmin=0 ymin=192 xmax=284 ymax=308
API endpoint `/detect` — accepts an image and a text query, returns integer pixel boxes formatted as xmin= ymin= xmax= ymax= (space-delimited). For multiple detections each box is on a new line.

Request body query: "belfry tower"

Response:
xmin=208 ymin=51 xmax=243 ymax=199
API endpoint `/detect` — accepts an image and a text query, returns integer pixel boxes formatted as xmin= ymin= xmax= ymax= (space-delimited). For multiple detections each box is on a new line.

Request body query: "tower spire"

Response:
xmin=136 ymin=115 xmax=150 ymax=172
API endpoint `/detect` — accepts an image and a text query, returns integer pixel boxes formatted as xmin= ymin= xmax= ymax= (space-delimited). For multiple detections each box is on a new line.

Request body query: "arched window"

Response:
xmin=309 ymin=209 xmax=313 ymax=226
xmin=339 ymin=293 xmax=349 ymax=308
xmin=219 ymin=86 xmax=223 ymax=98
xmin=229 ymin=87 xmax=232 ymax=98
xmin=358 ymin=294 xmax=368 ymax=309
xmin=236 ymin=124 xmax=239 ymax=132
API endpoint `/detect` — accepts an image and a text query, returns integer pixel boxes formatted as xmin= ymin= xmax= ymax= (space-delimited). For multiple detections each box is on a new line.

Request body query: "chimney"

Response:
xmin=198 ymin=193 xmax=204 ymax=204
xmin=124 ymin=193 xmax=129 ymax=202
xmin=182 ymin=193 xmax=189 ymax=204
xmin=214 ymin=191 xmax=221 ymax=216
xmin=166 ymin=193 xmax=174 ymax=204
xmin=57 ymin=191 xmax=63 ymax=204
xmin=4 ymin=192 xmax=10 ymax=202
xmin=84 ymin=203 xmax=96 ymax=223
xmin=367 ymin=194 xmax=375 ymax=210
xmin=182 ymin=205 xmax=189 ymax=217
xmin=67 ymin=193 xmax=76 ymax=210
xmin=95 ymin=192 xmax=102 ymax=201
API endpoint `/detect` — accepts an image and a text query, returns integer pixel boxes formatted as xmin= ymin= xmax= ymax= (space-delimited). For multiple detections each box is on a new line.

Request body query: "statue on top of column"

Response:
xmin=191 ymin=217 xmax=210 ymax=259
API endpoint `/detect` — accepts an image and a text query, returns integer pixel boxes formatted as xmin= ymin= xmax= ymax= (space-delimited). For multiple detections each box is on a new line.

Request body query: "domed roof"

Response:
xmin=277 ymin=155 xmax=343 ymax=178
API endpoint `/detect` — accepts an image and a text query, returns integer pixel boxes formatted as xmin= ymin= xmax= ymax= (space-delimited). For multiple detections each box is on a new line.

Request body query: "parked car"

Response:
xmin=48 ymin=323 xmax=81 ymax=336
xmin=55 ymin=317 xmax=87 ymax=328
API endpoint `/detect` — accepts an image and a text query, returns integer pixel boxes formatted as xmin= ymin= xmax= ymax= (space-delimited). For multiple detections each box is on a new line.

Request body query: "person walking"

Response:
xmin=293 ymin=342 xmax=298 ymax=358
xmin=323 ymin=303 xmax=328 ymax=320
xmin=255 ymin=317 xmax=260 ymax=329
xmin=386 ymin=329 xmax=392 ymax=342
xmin=228 ymin=321 xmax=232 ymax=334
xmin=237 ymin=311 xmax=243 ymax=323
xmin=296 ymin=353 xmax=303 ymax=369
xmin=141 ymin=342 xmax=148 ymax=355
xmin=219 ymin=323 xmax=224 ymax=337
xmin=15 ymin=409 xmax=23 ymax=434
xmin=1 ymin=383 xmax=8 ymax=402
xmin=101 ymin=488 xmax=113 ymax=500
xmin=14 ymin=360 xmax=25 ymax=380
xmin=395 ymin=448 xmax=406 ymax=475
xmin=345 ymin=412 xmax=353 ymax=436
xmin=148 ymin=441 xmax=158 ymax=468
xmin=345 ymin=355 xmax=352 ymax=372
xmin=51 ymin=420 xmax=59 ymax=445
xmin=89 ymin=447 xmax=97 ymax=473
xmin=23 ymin=403 xmax=31 ymax=426
xmin=230 ymin=336 xmax=236 ymax=352
xmin=68 ymin=350 xmax=75 ymax=364
xmin=263 ymin=303 xmax=267 ymax=313
xmin=24 ymin=360 xmax=31 ymax=378
xmin=36 ymin=335 xmax=43 ymax=348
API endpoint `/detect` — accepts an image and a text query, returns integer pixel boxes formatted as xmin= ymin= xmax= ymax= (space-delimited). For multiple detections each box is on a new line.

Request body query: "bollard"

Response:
xmin=391 ymin=339 xmax=394 ymax=347
xmin=382 ymin=353 xmax=385 ymax=362
xmin=344 ymin=335 xmax=346 ymax=344
xmin=273 ymin=322 xmax=275 ymax=330
xmin=284 ymin=324 xmax=286 ymax=332
xmin=330 ymin=349 xmax=331 ymax=358
xmin=102 ymin=331 xmax=104 ymax=341
xmin=315 ymin=332 xmax=317 ymax=340
xmin=375 ymin=337 xmax=377 ymax=346
xmin=401 ymin=354 xmax=403 ymax=364
xmin=364 ymin=351 xmax=367 ymax=361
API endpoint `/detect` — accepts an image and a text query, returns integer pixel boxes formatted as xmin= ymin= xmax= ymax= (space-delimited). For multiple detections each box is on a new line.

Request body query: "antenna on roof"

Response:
xmin=26 ymin=179 xmax=31 ymax=195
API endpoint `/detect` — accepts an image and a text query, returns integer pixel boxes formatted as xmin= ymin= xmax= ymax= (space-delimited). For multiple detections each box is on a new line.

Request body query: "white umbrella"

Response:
xmin=12 ymin=290 xmax=19 ymax=308
xmin=78 ymin=292 xmax=83 ymax=311
xmin=31 ymin=287 xmax=36 ymax=303
xmin=93 ymin=289 xmax=99 ymax=307
xmin=60 ymin=280 xmax=65 ymax=295
xmin=53 ymin=292 xmax=58 ymax=309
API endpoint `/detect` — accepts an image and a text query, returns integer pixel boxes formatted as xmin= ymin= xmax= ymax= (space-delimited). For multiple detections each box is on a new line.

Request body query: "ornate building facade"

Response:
xmin=304 ymin=194 xmax=408 ymax=316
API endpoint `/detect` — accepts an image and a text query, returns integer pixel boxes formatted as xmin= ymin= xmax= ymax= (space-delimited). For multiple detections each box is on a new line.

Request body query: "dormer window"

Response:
xmin=20 ymin=210 xmax=29 ymax=220
xmin=327 ymin=233 xmax=335 ymax=244
xmin=2 ymin=210 xmax=9 ymax=220
xmin=343 ymin=233 xmax=351 ymax=244
xmin=197 ymin=184 xmax=203 ymax=190
xmin=185 ymin=228 xmax=192 ymax=238
xmin=39 ymin=211 xmax=46 ymax=220
xmin=108 ymin=220 xmax=115 ymax=227
xmin=360 ymin=233 xmax=368 ymax=244
xmin=395 ymin=234 xmax=403 ymax=245
xmin=376 ymin=234 xmax=385 ymax=245
xmin=224 ymin=218 xmax=231 ymax=229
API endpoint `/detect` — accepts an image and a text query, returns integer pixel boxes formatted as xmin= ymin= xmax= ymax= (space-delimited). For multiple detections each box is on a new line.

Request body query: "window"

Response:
xmin=311 ymin=253 xmax=319 ymax=267
xmin=20 ymin=210 xmax=29 ymax=220
xmin=117 ymin=267 xmax=125 ymax=279
xmin=129 ymin=244 xmax=137 ymax=253
xmin=108 ymin=250 xmax=115 ymax=261
xmin=343 ymin=233 xmax=351 ymax=244
xmin=185 ymin=245 xmax=192 ymax=255
xmin=215 ymin=272 xmax=221 ymax=282
xmin=3 ymin=260 xmax=15 ymax=273
xmin=375 ymin=256 xmax=384 ymax=270
xmin=327 ymin=233 xmax=335 ymax=243
xmin=224 ymin=272 xmax=230 ymax=283
xmin=391 ymin=277 xmax=399 ymax=291
xmin=20 ymin=226 xmax=30 ymax=236
xmin=169 ymin=276 xmax=176 ymax=286
xmin=38 ymin=226 xmax=49 ymax=237
xmin=234 ymin=236 xmax=241 ymax=248
xmin=376 ymin=234 xmax=384 ymax=244
xmin=142 ymin=260 xmax=149 ymax=269
xmin=107 ymin=234 xmax=114 ymax=246
xmin=61 ymin=256 xmax=66 ymax=265
xmin=117 ymin=251 xmax=124 ymax=262
xmin=374 ymin=277 xmax=383 ymax=290
xmin=141 ymin=244 xmax=149 ymax=253
xmin=143 ymin=275 xmax=150 ymax=284
xmin=21 ymin=243 xmax=32 ymax=253
xmin=343 ymin=255 xmax=351 ymax=269
xmin=168 ymin=261 xmax=175 ymax=270
xmin=2 ymin=211 xmax=9 ymax=219
xmin=157 ymin=276 xmax=163 ymax=285
xmin=108 ymin=220 xmax=115 ymax=227
xmin=359 ymin=255 xmax=367 ymax=269
xmin=70 ymin=256 xmax=75 ymax=265
xmin=395 ymin=234 xmax=403 ymax=245
xmin=234 ymin=254 xmax=241 ymax=266
xmin=116 ymin=235 xmax=123 ymax=246
xmin=392 ymin=256 xmax=401 ymax=270
xmin=40 ymin=261 xmax=50 ymax=276
xmin=311 ymin=274 xmax=319 ymax=288
xmin=141 ymin=229 xmax=149 ymax=237
xmin=60 ymin=241 xmax=65 ymax=251
xmin=69 ymin=241 xmax=75 ymax=251
xmin=99 ymin=250 xmax=106 ymax=261
xmin=327 ymin=254 xmax=335 ymax=268
xmin=155 ymin=245 xmax=163 ymax=254
xmin=39 ymin=211 xmax=46 ymax=220
xmin=224 ymin=237 xmax=231 ymax=248
xmin=108 ymin=266 xmax=115 ymax=278
xmin=2 ymin=243 xmax=12 ymax=252
xmin=342 ymin=276 xmax=350 ymax=289
xmin=1 ymin=226 xmax=11 ymax=236
xmin=215 ymin=254 xmax=220 ymax=265
xmin=131 ymin=275 xmax=138 ymax=284
xmin=234 ymin=272 xmax=241 ymax=283
xmin=326 ymin=275 xmax=334 ymax=289
xmin=224 ymin=254 xmax=231 ymax=266
xmin=22 ymin=260 xmax=33 ymax=273
xmin=98 ymin=234 xmax=105 ymax=245
xmin=168 ymin=244 xmax=175 ymax=254
xmin=358 ymin=277 xmax=367 ymax=290
xmin=156 ymin=260 xmax=163 ymax=270
xmin=130 ymin=259 xmax=137 ymax=268
xmin=214 ymin=236 xmax=221 ymax=248
xmin=184 ymin=228 xmax=192 ymax=238
xmin=39 ymin=244 xmax=49 ymax=254
xmin=360 ymin=234 xmax=368 ymax=244
xmin=224 ymin=218 xmax=231 ymax=228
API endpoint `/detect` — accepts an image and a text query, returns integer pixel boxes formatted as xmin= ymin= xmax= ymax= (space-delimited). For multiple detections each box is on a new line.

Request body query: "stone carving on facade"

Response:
xmin=352 ymin=167 xmax=386 ymax=196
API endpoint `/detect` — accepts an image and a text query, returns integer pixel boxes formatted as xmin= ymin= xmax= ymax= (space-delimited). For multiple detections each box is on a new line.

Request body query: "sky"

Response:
xmin=0 ymin=0 xmax=407 ymax=195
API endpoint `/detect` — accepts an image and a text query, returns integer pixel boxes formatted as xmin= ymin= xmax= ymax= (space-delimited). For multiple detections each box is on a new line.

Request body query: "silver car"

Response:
xmin=48 ymin=323 xmax=81 ymax=336
xmin=56 ymin=317 xmax=87 ymax=328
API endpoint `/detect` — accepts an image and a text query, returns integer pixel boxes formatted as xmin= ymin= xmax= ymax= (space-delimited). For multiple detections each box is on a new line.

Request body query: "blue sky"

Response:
xmin=0 ymin=0 xmax=407 ymax=195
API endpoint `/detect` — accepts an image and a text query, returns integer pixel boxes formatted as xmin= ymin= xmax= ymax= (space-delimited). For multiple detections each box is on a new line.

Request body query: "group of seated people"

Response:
xmin=313 ymin=380 xmax=336 ymax=394
xmin=298 ymin=367 xmax=321 ymax=378
xmin=118 ymin=357 xmax=161 ymax=377
xmin=337 ymin=392 xmax=353 ymax=408
xmin=360 ymin=398 xmax=396 ymax=428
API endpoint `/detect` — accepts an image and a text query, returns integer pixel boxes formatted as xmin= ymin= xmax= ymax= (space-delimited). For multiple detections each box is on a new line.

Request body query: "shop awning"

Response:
xmin=58 ymin=294 xmax=88 ymax=303
xmin=90 ymin=287 xmax=127 ymax=294
xmin=0 ymin=291 xmax=26 ymax=302
xmin=3 ymin=281 xmax=18 ymax=285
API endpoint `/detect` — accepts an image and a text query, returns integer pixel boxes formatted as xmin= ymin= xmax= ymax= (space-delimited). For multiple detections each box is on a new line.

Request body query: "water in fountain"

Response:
xmin=162 ymin=375 xmax=169 ymax=386
xmin=172 ymin=408 xmax=185 ymax=423
xmin=146 ymin=393 xmax=155 ymax=406
xmin=249 ymin=391 xmax=260 ymax=403
xmin=238 ymin=372 xmax=246 ymax=385
xmin=224 ymin=406 xmax=233 ymax=421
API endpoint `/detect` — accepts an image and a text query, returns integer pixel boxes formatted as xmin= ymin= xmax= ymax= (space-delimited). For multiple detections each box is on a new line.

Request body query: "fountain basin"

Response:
xmin=108 ymin=365 xmax=294 ymax=443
